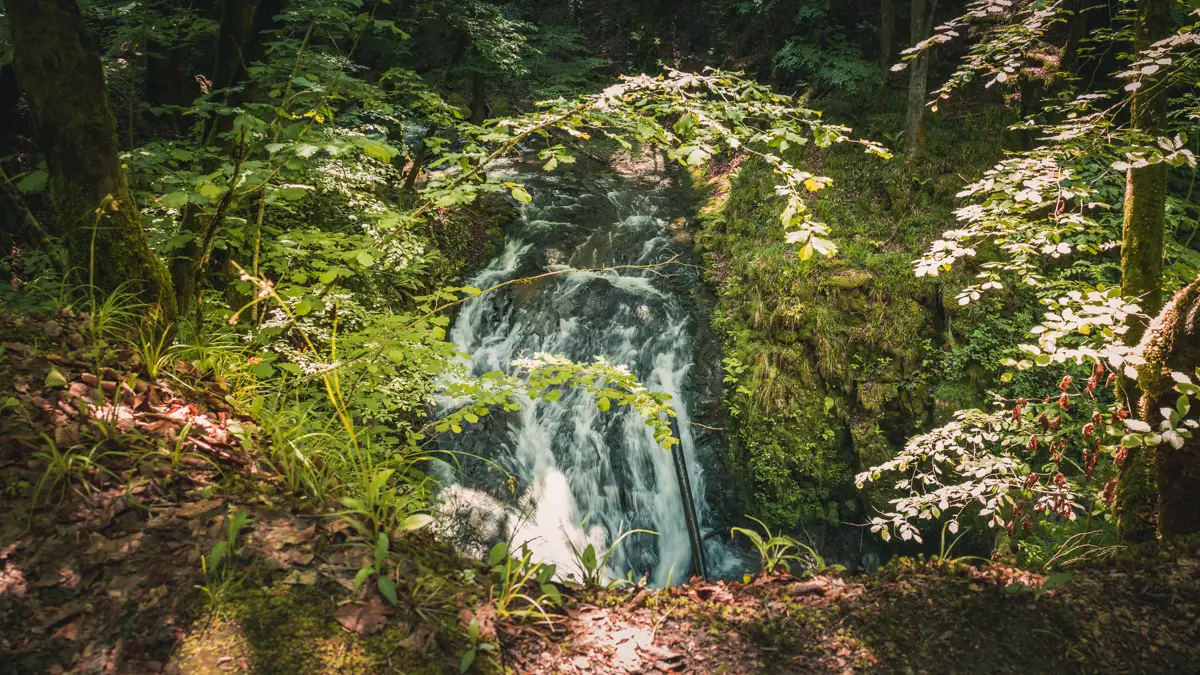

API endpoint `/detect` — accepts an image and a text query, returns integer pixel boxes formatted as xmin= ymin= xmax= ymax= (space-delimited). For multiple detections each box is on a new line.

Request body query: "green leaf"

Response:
xmin=353 ymin=566 xmax=375 ymax=593
xmin=356 ymin=251 xmax=375 ymax=267
xmin=540 ymin=583 xmax=562 ymax=605
xmin=319 ymin=270 xmax=338 ymax=284
xmin=207 ymin=541 xmax=228 ymax=573
xmin=489 ymin=542 xmax=508 ymax=566
xmin=279 ymin=185 xmax=312 ymax=201
xmin=460 ymin=650 xmax=476 ymax=673
xmin=377 ymin=576 xmax=398 ymax=606
xmin=362 ymin=140 xmax=398 ymax=162
xmin=16 ymin=170 xmax=48 ymax=194
xmin=511 ymin=186 xmax=532 ymax=204
xmin=44 ymin=368 xmax=69 ymax=388
xmin=161 ymin=191 xmax=190 ymax=208
xmin=375 ymin=532 xmax=389 ymax=567
xmin=295 ymin=299 xmax=313 ymax=316
xmin=250 ymin=363 xmax=275 ymax=378
xmin=197 ymin=182 xmax=224 ymax=200
xmin=1041 ymin=572 xmax=1071 ymax=591
xmin=398 ymin=514 xmax=433 ymax=531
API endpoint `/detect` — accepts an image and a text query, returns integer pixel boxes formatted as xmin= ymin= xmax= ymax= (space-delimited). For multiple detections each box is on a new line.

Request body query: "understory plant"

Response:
xmin=731 ymin=515 xmax=824 ymax=577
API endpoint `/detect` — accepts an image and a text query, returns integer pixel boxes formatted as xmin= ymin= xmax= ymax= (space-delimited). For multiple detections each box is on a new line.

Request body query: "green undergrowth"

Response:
xmin=691 ymin=95 xmax=1019 ymax=536
xmin=176 ymin=572 xmax=490 ymax=675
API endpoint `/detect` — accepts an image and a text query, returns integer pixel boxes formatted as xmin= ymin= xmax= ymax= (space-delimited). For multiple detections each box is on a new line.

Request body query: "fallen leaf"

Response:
xmin=282 ymin=569 xmax=318 ymax=585
xmin=334 ymin=599 xmax=389 ymax=635
xmin=0 ymin=564 xmax=28 ymax=597
xmin=174 ymin=498 xmax=225 ymax=519
xmin=53 ymin=617 xmax=82 ymax=641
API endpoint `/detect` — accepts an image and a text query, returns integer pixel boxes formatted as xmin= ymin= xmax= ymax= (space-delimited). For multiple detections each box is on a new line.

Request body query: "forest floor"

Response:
xmin=2 ymin=309 xmax=1200 ymax=674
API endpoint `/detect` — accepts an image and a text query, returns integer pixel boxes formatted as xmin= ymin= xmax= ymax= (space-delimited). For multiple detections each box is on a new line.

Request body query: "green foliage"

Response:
xmin=694 ymin=99 xmax=1012 ymax=532
xmin=773 ymin=37 xmax=878 ymax=95
xmin=730 ymin=515 xmax=824 ymax=577
xmin=487 ymin=541 xmax=561 ymax=624
xmin=564 ymin=523 xmax=657 ymax=589
xmin=859 ymin=6 xmax=1200 ymax=551
xmin=199 ymin=509 xmax=252 ymax=603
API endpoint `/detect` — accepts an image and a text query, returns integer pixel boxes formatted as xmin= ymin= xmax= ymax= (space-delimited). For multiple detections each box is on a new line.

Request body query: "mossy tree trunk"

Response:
xmin=1137 ymin=277 xmax=1200 ymax=538
xmin=904 ymin=0 xmax=936 ymax=159
xmin=1113 ymin=0 xmax=1172 ymax=543
xmin=7 ymin=0 xmax=177 ymax=322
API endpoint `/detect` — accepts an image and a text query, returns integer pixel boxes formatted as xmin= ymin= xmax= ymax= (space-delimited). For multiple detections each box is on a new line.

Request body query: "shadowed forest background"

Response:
xmin=1 ymin=0 xmax=1200 ymax=673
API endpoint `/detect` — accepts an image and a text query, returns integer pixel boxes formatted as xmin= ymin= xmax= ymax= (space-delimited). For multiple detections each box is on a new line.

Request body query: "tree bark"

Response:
xmin=880 ymin=0 xmax=897 ymax=71
xmin=403 ymin=140 xmax=430 ymax=193
xmin=470 ymin=70 xmax=487 ymax=126
xmin=1061 ymin=0 xmax=1089 ymax=74
xmin=1113 ymin=0 xmax=1173 ymax=543
xmin=1136 ymin=277 xmax=1200 ymax=539
xmin=7 ymin=0 xmax=177 ymax=322
xmin=904 ymin=0 xmax=935 ymax=159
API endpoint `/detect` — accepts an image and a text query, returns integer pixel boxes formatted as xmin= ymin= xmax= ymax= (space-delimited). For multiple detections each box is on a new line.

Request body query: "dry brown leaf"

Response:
xmin=334 ymin=599 xmax=390 ymax=635
xmin=174 ymin=498 xmax=225 ymax=519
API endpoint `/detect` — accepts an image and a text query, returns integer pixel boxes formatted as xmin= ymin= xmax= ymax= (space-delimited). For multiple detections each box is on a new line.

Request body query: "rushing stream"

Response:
xmin=434 ymin=156 xmax=730 ymax=587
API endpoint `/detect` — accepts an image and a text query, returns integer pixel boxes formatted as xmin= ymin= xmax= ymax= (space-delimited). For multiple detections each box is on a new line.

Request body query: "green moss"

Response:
xmin=174 ymin=581 xmax=470 ymax=675
xmin=692 ymin=100 xmax=1015 ymax=532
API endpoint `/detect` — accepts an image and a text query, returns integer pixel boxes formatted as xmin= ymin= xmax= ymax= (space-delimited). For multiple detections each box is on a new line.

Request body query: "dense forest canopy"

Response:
xmin=1 ymin=0 xmax=1200 ymax=673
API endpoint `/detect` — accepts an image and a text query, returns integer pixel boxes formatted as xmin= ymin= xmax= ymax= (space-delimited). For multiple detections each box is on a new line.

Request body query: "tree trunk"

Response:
xmin=1112 ymin=0 xmax=1173 ymax=543
xmin=234 ymin=0 xmax=287 ymax=106
xmin=403 ymin=140 xmax=429 ymax=193
xmin=170 ymin=206 xmax=205 ymax=313
xmin=1061 ymin=0 xmax=1089 ymax=74
xmin=203 ymin=0 xmax=256 ymax=145
xmin=904 ymin=0 xmax=934 ymax=159
xmin=213 ymin=0 xmax=257 ymax=92
xmin=145 ymin=38 xmax=197 ymax=133
xmin=880 ymin=0 xmax=896 ymax=71
xmin=7 ymin=0 xmax=177 ymax=322
xmin=470 ymin=70 xmax=487 ymax=126
xmin=1136 ymin=277 xmax=1200 ymax=539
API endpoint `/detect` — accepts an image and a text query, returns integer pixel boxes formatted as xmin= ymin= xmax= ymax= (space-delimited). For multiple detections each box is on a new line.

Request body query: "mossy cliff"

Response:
xmin=690 ymin=100 xmax=1017 ymax=548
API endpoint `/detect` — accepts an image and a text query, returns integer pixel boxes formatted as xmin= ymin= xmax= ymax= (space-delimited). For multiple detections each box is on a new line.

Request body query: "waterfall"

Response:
xmin=436 ymin=160 xmax=727 ymax=586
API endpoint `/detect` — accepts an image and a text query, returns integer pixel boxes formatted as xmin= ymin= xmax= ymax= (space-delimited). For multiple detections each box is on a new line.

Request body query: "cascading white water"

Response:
xmin=437 ymin=160 xmax=727 ymax=586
